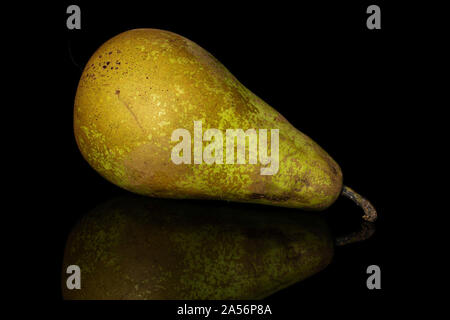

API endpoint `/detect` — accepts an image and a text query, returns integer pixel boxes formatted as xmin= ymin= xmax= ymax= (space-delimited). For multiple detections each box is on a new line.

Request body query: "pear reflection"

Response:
xmin=62 ymin=196 xmax=333 ymax=300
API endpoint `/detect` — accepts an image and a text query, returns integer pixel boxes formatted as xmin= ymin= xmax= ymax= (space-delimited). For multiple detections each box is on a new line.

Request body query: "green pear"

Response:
xmin=74 ymin=29 xmax=376 ymax=221
xmin=62 ymin=196 xmax=334 ymax=300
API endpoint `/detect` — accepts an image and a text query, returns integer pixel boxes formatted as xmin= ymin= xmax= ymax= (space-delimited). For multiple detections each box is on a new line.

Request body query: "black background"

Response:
xmin=14 ymin=0 xmax=421 ymax=317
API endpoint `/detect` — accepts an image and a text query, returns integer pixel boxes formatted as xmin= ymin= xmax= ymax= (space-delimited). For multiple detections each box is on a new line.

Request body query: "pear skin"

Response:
xmin=62 ymin=196 xmax=334 ymax=300
xmin=74 ymin=29 xmax=376 ymax=220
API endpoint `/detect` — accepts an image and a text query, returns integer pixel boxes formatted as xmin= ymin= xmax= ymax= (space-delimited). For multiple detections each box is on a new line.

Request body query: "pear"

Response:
xmin=62 ymin=196 xmax=334 ymax=300
xmin=74 ymin=29 xmax=376 ymax=221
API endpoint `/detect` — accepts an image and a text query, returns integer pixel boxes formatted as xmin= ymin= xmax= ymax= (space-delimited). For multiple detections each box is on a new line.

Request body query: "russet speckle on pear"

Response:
xmin=62 ymin=196 xmax=334 ymax=300
xmin=74 ymin=28 xmax=376 ymax=220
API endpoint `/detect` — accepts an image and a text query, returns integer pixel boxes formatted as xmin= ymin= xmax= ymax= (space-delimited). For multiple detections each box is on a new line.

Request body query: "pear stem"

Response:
xmin=335 ymin=221 xmax=376 ymax=246
xmin=341 ymin=185 xmax=377 ymax=222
